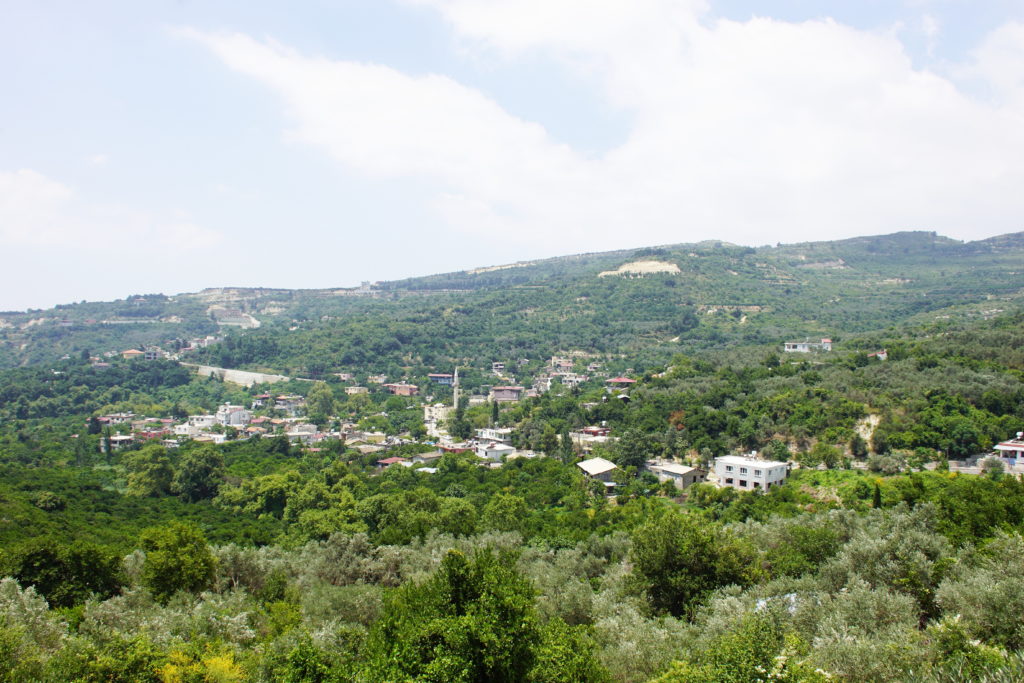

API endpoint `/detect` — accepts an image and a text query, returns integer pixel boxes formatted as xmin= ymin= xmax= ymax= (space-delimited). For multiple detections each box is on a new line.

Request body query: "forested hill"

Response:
xmin=2 ymin=230 xmax=1023 ymax=370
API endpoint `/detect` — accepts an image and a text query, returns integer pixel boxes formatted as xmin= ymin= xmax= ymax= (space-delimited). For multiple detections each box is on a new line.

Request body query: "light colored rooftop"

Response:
xmin=651 ymin=462 xmax=699 ymax=476
xmin=715 ymin=455 xmax=789 ymax=468
xmin=577 ymin=457 xmax=618 ymax=476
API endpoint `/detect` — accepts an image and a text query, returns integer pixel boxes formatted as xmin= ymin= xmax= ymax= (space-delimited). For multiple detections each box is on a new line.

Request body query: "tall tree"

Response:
xmin=139 ymin=522 xmax=217 ymax=604
xmin=124 ymin=444 xmax=173 ymax=497
xmin=172 ymin=446 xmax=225 ymax=502
xmin=306 ymin=382 xmax=336 ymax=427
xmin=360 ymin=549 xmax=540 ymax=682
xmin=629 ymin=511 xmax=759 ymax=618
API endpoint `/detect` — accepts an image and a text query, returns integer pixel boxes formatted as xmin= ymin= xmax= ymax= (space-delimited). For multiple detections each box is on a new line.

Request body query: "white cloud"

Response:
xmin=962 ymin=21 xmax=1024 ymax=108
xmin=181 ymin=7 xmax=1024 ymax=253
xmin=0 ymin=168 xmax=223 ymax=250
xmin=89 ymin=153 xmax=109 ymax=166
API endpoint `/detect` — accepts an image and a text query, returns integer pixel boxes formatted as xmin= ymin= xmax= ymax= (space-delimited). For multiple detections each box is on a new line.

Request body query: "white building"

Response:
xmin=646 ymin=461 xmax=706 ymax=490
xmin=783 ymin=338 xmax=832 ymax=353
xmin=995 ymin=432 xmax=1024 ymax=466
xmin=424 ymin=403 xmax=452 ymax=423
xmin=476 ymin=427 xmax=513 ymax=444
xmin=478 ymin=442 xmax=516 ymax=462
xmin=714 ymin=455 xmax=790 ymax=491
xmin=175 ymin=414 xmax=216 ymax=437
xmin=216 ymin=404 xmax=251 ymax=426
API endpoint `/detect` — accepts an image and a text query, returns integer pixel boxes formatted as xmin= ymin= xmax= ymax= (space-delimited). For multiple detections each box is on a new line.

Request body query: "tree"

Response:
xmin=124 ymin=444 xmax=173 ymax=497
xmin=529 ymin=619 xmax=610 ymax=683
xmin=172 ymin=446 xmax=225 ymax=502
xmin=139 ymin=522 xmax=217 ymax=604
xmin=306 ymin=382 xmax=336 ymax=427
xmin=449 ymin=404 xmax=473 ymax=441
xmin=629 ymin=511 xmax=759 ymax=618
xmin=6 ymin=538 xmax=124 ymax=608
xmin=481 ymin=492 xmax=529 ymax=533
xmin=849 ymin=433 xmax=868 ymax=458
xmin=360 ymin=549 xmax=540 ymax=682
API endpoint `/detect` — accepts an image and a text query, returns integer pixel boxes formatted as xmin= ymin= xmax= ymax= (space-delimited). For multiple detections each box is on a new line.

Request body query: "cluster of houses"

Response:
xmin=89 ymin=336 xmax=225 ymax=369
xmin=574 ymin=452 xmax=792 ymax=495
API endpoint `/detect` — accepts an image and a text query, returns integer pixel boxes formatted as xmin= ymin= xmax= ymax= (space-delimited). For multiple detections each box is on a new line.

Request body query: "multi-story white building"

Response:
xmin=714 ymin=455 xmax=790 ymax=491
xmin=476 ymin=427 xmax=513 ymax=444
xmin=216 ymin=404 xmax=251 ymax=426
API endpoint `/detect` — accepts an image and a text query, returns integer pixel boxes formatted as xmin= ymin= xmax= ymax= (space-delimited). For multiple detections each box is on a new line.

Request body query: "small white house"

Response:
xmin=478 ymin=442 xmax=516 ymax=462
xmin=783 ymin=338 xmax=832 ymax=353
xmin=995 ymin=432 xmax=1024 ymax=466
xmin=714 ymin=455 xmax=790 ymax=491
xmin=646 ymin=461 xmax=706 ymax=490
xmin=577 ymin=457 xmax=619 ymax=491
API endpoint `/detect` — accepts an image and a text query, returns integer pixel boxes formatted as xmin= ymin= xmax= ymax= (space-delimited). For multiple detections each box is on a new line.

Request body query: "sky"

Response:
xmin=2 ymin=1 xmax=1024 ymax=311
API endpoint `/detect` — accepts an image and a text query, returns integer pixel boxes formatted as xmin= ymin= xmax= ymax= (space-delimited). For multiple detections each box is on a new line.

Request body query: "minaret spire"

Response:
xmin=453 ymin=366 xmax=460 ymax=412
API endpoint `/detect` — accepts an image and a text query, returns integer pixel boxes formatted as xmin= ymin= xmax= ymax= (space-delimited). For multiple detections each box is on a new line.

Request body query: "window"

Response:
xmin=739 ymin=480 xmax=748 ymax=487
xmin=725 ymin=478 xmax=733 ymax=484
xmin=740 ymin=467 xmax=747 ymax=474
xmin=755 ymin=470 xmax=762 ymax=476
xmin=725 ymin=465 xmax=733 ymax=472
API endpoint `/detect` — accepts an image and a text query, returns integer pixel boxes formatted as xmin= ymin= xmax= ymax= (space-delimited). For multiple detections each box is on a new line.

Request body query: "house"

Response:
xmin=384 ymin=382 xmax=419 ymax=397
xmin=995 ymin=432 xmax=1024 ymax=465
xmin=714 ymin=455 xmax=790 ymax=491
xmin=550 ymin=357 xmax=575 ymax=372
xmin=412 ymin=452 xmax=444 ymax=465
xmin=605 ymin=377 xmax=637 ymax=386
xmin=100 ymin=412 xmax=135 ymax=425
xmin=376 ymin=456 xmax=409 ymax=470
xmin=557 ymin=373 xmax=588 ymax=388
xmin=783 ymin=338 xmax=833 ymax=353
xmin=438 ymin=443 xmax=473 ymax=454
xmin=215 ymin=404 xmax=251 ymax=426
xmin=577 ymin=457 xmax=619 ymax=491
xmin=478 ymin=442 xmax=516 ymax=462
xmin=275 ymin=394 xmax=306 ymax=416
xmin=424 ymin=403 xmax=452 ymax=423
xmin=367 ymin=374 xmax=388 ymax=384
xmin=107 ymin=434 xmax=134 ymax=450
xmin=646 ymin=461 xmax=706 ymax=490
xmin=286 ymin=423 xmax=318 ymax=444
xmin=569 ymin=427 xmax=613 ymax=453
xmin=489 ymin=386 xmax=524 ymax=403
xmin=427 ymin=373 xmax=454 ymax=385
xmin=121 ymin=349 xmax=145 ymax=360
xmin=251 ymin=393 xmax=271 ymax=408
xmin=476 ymin=427 xmax=513 ymax=444
xmin=491 ymin=362 xmax=506 ymax=375
xmin=345 ymin=386 xmax=369 ymax=395
xmin=334 ymin=372 xmax=355 ymax=382
xmin=868 ymin=349 xmax=889 ymax=361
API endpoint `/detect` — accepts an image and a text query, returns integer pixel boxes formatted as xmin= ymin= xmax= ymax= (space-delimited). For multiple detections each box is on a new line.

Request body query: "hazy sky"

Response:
xmin=3 ymin=1 xmax=1024 ymax=311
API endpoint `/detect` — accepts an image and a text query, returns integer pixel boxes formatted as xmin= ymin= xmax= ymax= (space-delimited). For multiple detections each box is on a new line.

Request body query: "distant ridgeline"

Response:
xmin=0 ymin=230 xmax=1022 ymax=374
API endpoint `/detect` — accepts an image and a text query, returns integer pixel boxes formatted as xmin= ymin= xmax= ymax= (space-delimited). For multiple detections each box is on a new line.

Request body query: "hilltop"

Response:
xmin=1 ymin=230 xmax=1022 ymax=371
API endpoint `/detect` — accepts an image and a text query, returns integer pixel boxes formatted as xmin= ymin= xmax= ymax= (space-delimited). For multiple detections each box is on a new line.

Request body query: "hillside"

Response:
xmin=4 ymin=230 xmax=1021 ymax=377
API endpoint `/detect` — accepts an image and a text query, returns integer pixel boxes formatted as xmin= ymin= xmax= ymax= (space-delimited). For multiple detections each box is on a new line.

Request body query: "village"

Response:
xmin=90 ymin=341 xmax=1024 ymax=497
